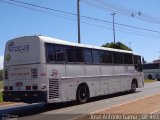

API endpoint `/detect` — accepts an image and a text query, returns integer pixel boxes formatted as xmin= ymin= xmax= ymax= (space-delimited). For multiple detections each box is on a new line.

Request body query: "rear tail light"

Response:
xmin=26 ymin=86 xmax=31 ymax=90
xmin=4 ymin=86 xmax=8 ymax=90
xmin=4 ymin=70 xmax=8 ymax=79
xmin=9 ymin=86 xmax=13 ymax=90
xmin=32 ymin=86 xmax=38 ymax=90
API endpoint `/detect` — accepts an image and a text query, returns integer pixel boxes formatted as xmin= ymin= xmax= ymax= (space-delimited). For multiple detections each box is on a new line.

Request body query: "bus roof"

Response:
xmin=12 ymin=35 xmax=139 ymax=55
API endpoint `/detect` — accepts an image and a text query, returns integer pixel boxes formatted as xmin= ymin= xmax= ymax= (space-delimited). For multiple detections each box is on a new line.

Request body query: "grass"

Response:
xmin=144 ymin=79 xmax=156 ymax=83
xmin=0 ymin=81 xmax=3 ymax=102
xmin=0 ymin=81 xmax=3 ymax=89
xmin=0 ymin=92 xmax=3 ymax=102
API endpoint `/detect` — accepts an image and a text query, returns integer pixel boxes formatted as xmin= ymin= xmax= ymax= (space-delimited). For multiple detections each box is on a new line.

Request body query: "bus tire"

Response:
xmin=76 ymin=84 xmax=89 ymax=104
xmin=131 ymin=80 xmax=137 ymax=93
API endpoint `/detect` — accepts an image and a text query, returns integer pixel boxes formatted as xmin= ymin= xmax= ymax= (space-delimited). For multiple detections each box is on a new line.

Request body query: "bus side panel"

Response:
xmin=123 ymin=66 xmax=135 ymax=91
xmin=136 ymin=73 xmax=144 ymax=88
xmin=101 ymin=77 xmax=109 ymax=95
xmin=122 ymin=76 xmax=131 ymax=91
xmin=119 ymin=76 xmax=127 ymax=91
xmin=46 ymin=64 xmax=65 ymax=103
xmin=85 ymin=65 xmax=101 ymax=97
xmin=108 ymin=79 xmax=115 ymax=94
xmin=62 ymin=64 xmax=86 ymax=102
xmin=134 ymin=68 xmax=144 ymax=88
xmin=60 ymin=78 xmax=77 ymax=102
xmin=101 ymin=65 xmax=114 ymax=95
xmin=66 ymin=64 xmax=85 ymax=78
xmin=113 ymin=65 xmax=125 ymax=93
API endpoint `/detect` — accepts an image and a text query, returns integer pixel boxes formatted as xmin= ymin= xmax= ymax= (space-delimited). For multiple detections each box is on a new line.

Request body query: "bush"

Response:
xmin=102 ymin=42 xmax=132 ymax=51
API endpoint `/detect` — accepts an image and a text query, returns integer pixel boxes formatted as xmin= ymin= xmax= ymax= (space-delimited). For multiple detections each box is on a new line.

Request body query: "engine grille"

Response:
xmin=49 ymin=79 xmax=59 ymax=99
xmin=31 ymin=68 xmax=38 ymax=78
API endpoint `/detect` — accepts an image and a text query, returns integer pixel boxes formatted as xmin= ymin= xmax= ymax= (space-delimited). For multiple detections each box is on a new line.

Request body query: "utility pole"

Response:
xmin=128 ymin=42 xmax=132 ymax=49
xmin=111 ymin=13 xmax=116 ymax=43
xmin=77 ymin=0 xmax=81 ymax=44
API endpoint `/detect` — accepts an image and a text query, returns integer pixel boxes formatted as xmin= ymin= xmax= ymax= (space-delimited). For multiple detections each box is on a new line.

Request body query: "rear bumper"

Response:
xmin=2 ymin=91 xmax=47 ymax=103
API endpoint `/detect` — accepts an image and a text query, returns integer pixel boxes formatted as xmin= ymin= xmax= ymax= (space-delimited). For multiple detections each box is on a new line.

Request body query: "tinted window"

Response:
xmin=119 ymin=53 xmax=124 ymax=64
xmin=134 ymin=55 xmax=142 ymax=71
xmin=143 ymin=63 xmax=160 ymax=69
xmin=75 ymin=48 xmax=84 ymax=63
xmin=46 ymin=44 xmax=55 ymax=63
xmin=55 ymin=45 xmax=65 ymax=62
xmin=124 ymin=54 xmax=133 ymax=64
xmin=106 ymin=52 xmax=113 ymax=63
xmin=100 ymin=51 xmax=106 ymax=64
xmin=113 ymin=53 xmax=118 ymax=64
xmin=113 ymin=52 xmax=123 ymax=64
xmin=134 ymin=56 xmax=141 ymax=65
xmin=92 ymin=50 xmax=100 ymax=64
xmin=84 ymin=49 xmax=92 ymax=64
xmin=66 ymin=46 xmax=75 ymax=63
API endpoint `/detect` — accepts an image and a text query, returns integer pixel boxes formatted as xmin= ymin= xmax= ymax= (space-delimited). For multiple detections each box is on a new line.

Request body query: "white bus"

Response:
xmin=3 ymin=35 xmax=144 ymax=103
xmin=143 ymin=63 xmax=160 ymax=80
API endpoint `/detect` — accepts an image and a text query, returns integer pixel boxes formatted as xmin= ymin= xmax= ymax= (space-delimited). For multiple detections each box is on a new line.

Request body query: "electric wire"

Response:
xmin=0 ymin=0 xmax=160 ymax=39
xmin=84 ymin=0 xmax=160 ymax=24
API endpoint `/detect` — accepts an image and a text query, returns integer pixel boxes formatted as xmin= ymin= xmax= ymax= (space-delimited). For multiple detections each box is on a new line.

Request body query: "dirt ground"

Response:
xmin=75 ymin=94 xmax=160 ymax=120
xmin=98 ymin=94 xmax=160 ymax=114
xmin=0 ymin=102 xmax=15 ymax=106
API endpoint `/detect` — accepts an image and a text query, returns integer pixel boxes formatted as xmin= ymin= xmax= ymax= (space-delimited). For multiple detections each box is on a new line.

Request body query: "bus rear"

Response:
xmin=2 ymin=36 xmax=47 ymax=103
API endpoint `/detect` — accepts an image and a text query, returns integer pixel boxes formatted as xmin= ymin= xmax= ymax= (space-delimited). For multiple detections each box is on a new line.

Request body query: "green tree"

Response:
xmin=102 ymin=42 xmax=132 ymax=51
xmin=0 ymin=70 xmax=3 ymax=81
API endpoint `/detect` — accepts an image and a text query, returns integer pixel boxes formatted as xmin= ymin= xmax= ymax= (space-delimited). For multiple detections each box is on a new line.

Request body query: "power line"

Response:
xmin=0 ymin=0 xmax=160 ymax=39
xmin=84 ymin=0 xmax=160 ymax=24
xmin=4 ymin=0 xmax=160 ymax=34
xmin=89 ymin=0 xmax=160 ymax=23
xmin=81 ymin=21 xmax=160 ymax=39
xmin=8 ymin=0 xmax=77 ymax=16
xmin=0 ymin=0 xmax=76 ymax=20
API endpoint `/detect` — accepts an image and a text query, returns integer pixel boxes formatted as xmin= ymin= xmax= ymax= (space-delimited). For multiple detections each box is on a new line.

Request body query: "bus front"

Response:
xmin=2 ymin=36 xmax=47 ymax=103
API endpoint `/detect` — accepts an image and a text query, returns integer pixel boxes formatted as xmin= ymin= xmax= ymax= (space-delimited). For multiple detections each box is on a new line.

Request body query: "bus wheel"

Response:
xmin=76 ymin=84 xmax=89 ymax=104
xmin=131 ymin=80 xmax=137 ymax=93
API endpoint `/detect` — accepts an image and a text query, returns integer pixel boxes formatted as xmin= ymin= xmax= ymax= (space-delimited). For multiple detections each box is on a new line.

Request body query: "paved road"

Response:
xmin=1 ymin=81 xmax=160 ymax=120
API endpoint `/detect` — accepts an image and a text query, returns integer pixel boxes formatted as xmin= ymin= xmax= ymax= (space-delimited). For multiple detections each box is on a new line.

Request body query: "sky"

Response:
xmin=0 ymin=0 xmax=160 ymax=69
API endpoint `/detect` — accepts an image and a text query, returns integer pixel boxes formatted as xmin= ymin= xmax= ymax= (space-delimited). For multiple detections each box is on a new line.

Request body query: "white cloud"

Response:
xmin=0 ymin=56 xmax=4 ymax=70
